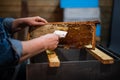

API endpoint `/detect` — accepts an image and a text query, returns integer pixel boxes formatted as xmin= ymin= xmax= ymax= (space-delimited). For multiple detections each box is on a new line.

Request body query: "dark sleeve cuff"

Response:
xmin=2 ymin=18 xmax=15 ymax=33
xmin=8 ymin=38 xmax=23 ymax=58
xmin=0 ymin=38 xmax=23 ymax=66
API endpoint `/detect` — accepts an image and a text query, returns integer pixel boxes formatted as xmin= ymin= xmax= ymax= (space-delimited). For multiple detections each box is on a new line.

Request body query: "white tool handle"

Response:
xmin=54 ymin=30 xmax=67 ymax=38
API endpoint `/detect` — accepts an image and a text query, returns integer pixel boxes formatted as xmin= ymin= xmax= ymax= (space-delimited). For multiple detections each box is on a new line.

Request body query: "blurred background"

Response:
xmin=0 ymin=0 xmax=113 ymax=44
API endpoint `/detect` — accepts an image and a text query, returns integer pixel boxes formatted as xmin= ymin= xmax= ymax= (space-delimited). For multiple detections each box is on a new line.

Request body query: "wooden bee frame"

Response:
xmin=29 ymin=21 xmax=99 ymax=49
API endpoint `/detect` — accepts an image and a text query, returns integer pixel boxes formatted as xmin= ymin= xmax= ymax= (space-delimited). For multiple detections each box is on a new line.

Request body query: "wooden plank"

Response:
xmin=0 ymin=12 xmax=21 ymax=18
xmin=28 ymin=0 xmax=59 ymax=7
xmin=46 ymin=50 xmax=60 ymax=67
xmin=29 ymin=6 xmax=62 ymax=13
xmin=29 ymin=12 xmax=63 ymax=22
xmin=0 ymin=0 xmax=21 ymax=18
xmin=0 ymin=6 xmax=21 ymax=12
xmin=29 ymin=13 xmax=63 ymax=19
xmin=86 ymin=48 xmax=114 ymax=64
xmin=0 ymin=0 xmax=20 ymax=6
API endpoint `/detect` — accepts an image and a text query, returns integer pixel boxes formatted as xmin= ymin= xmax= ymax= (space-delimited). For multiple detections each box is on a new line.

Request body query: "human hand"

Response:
xmin=12 ymin=16 xmax=48 ymax=32
xmin=40 ymin=33 xmax=59 ymax=50
xmin=21 ymin=16 xmax=48 ymax=26
xmin=21 ymin=33 xmax=59 ymax=62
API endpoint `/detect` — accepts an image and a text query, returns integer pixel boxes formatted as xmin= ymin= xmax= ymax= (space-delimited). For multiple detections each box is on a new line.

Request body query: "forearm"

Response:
xmin=19 ymin=33 xmax=59 ymax=63
xmin=12 ymin=18 xmax=28 ymax=32
xmin=20 ymin=37 xmax=46 ymax=63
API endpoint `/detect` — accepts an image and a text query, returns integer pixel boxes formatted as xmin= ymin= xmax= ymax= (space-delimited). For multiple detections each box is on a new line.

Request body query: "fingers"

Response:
xmin=48 ymin=40 xmax=59 ymax=50
xmin=40 ymin=33 xmax=59 ymax=50
xmin=30 ymin=16 xmax=48 ymax=26
xmin=35 ymin=16 xmax=48 ymax=24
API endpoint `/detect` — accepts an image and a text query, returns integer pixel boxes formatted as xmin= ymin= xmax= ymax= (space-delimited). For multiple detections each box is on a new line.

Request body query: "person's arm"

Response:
xmin=1 ymin=16 xmax=59 ymax=64
xmin=3 ymin=16 xmax=48 ymax=33
xmin=9 ymin=16 xmax=59 ymax=63
xmin=12 ymin=16 xmax=48 ymax=32
xmin=20 ymin=33 xmax=59 ymax=63
xmin=0 ymin=18 xmax=21 ymax=66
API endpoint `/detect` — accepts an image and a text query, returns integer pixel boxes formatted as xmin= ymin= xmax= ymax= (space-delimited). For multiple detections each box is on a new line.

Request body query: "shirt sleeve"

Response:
xmin=2 ymin=18 xmax=15 ymax=34
xmin=0 ymin=18 xmax=23 ymax=66
xmin=8 ymin=38 xmax=23 ymax=60
xmin=0 ymin=38 xmax=23 ymax=66
xmin=2 ymin=18 xmax=23 ymax=59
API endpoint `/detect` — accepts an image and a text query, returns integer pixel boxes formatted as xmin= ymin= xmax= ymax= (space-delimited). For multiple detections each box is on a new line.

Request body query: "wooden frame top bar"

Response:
xmin=47 ymin=21 xmax=99 ymax=24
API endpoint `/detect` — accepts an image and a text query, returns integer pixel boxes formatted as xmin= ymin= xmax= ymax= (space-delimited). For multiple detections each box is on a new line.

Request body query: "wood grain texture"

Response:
xmin=46 ymin=50 xmax=60 ymax=67
xmin=28 ymin=0 xmax=59 ymax=7
xmin=86 ymin=48 xmax=114 ymax=64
